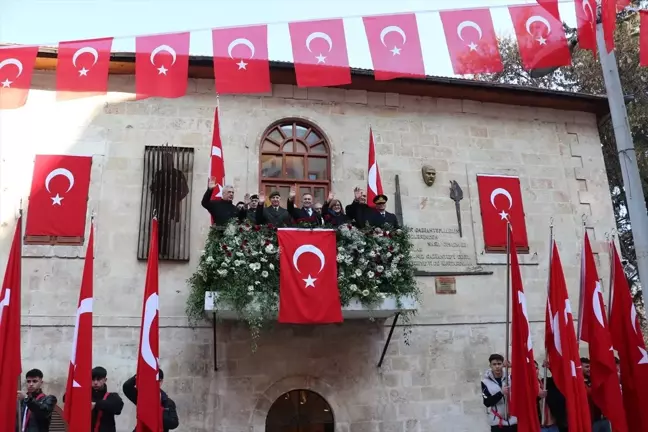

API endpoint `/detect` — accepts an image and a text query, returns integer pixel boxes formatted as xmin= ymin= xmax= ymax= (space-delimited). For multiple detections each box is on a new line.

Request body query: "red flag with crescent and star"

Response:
xmin=0 ymin=45 xmax=38 ymax=110
xmin=136 ymin=217 xmax=161 ymax=432
xmin=508 ymin=226 xmax=540 ymax=432
xmin=288 ymin=18 xmax=351 ymax=88
xmin=439 ymin=8 xmax=503 ymax=75
xmin=56 ymin=37 xmax=113 ymax=101
xmin=475 ymin=174 xmax=528 ymax=251
xmin=135 ymin=32 xmax=190 ymax=100
xmin=210 ymin=106 xmax=225 ymax=203
xmin=362 ymin=13 xmax=425 ymax=81
xmin=509 ymin=4 xmax=571 ymax=70
xmin=545 ymin=242 xmax=592 ymax=432
xmin=212 ymin=25 xmax=270 ymax=94
xmin=277 ymin=228 xmax=342 ymax=324
xmin=579 ymin=233 xmax=627 ymax=432
xmin=0 ymin=216 xmax=22 ymax=432
xmin=25 ymin=154 xmax=93 ymax=238
xmin=366 ymin=128 xmax=383 ymax=208
xmin=609 ymin=241 xmax=648 ymax=431
xmin=63 ymin=223 xmax=94 ymax=431
xmin=574 ymin=0 xmax=597 ymax=55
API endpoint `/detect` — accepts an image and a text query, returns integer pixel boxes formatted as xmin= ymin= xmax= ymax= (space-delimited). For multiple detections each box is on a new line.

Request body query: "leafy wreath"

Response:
xmin=187 ymin=220 xmax=421 ymax=348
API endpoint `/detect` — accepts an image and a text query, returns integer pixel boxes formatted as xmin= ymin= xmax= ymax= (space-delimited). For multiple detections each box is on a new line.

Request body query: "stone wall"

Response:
xmin=0 ymin=71 xmax=615 ymax=432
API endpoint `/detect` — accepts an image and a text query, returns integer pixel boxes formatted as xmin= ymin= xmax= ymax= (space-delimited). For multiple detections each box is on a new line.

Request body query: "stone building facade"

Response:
xmin=0 ymin=56 xmax=614 ymax=432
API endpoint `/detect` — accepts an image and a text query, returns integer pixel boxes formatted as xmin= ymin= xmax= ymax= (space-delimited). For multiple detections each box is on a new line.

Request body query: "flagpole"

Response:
xmin=607 ymin=233 xmax=615 ymax=322
xmin=16 ymin=202 xmax=23 ymax=432
xmin=504 ymin=221 xmax=511 ymax=420
xmin=541 ymin=217 xmax=554 ymax=426
xmin=577 ymin=215 xmax=587 ymax=343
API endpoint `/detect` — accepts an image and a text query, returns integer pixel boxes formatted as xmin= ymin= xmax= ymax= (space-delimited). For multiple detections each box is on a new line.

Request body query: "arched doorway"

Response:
xmin=265 ymin=389 xmax=334 ymax=432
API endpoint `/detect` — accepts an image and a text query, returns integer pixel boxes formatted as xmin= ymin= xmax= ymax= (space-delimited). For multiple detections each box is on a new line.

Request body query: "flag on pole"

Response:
xmin=579 ymin=233 xmax=627 ymax=431
xmin=0 ymin=216 xmax=22 ymax=432
xmin=545 ymin=241 xmax=592 ymax=432
xmin=366 ymin=128 xmax=383 ymax=208
xmin=63 ymin=223 xmax=94 ymax=431
xmin=609 ymin=241 xmax=648 ymax=431
xmin=136 ymin=218 xmax=161 ymax=432
xmin=210 ymin=106 xmax=226 ymax=201
xmin=507 ymin=226 xmax=540 ymax=432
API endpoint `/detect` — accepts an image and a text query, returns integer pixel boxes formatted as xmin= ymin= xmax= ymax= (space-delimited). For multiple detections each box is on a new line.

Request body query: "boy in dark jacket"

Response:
xmin=122 ymin=368 xmax=179 ymax=431
xmin=16 ymin=369 xmax=57 ymax=432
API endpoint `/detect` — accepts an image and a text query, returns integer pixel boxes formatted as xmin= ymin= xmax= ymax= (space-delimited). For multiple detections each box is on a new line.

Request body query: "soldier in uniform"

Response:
xmin=367 ymin=194 xmax=399 ymax=228
xmin=255 ymin=191 xmax=291 ymax=227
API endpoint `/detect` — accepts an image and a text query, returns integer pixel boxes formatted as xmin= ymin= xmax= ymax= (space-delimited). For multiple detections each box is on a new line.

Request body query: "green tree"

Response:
xmin=478 ymin=3 xmax=648 ymax=323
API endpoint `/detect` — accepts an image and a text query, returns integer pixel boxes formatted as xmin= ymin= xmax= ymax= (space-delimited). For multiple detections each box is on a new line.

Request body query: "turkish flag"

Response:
xmin=508 ymin=227 xmax=540 ymax=432
xmin=0 ymin=45 xmax=38 ymax=110
xmin=545 ymin=242 xmax=592 ymax=432
xmin=439 ymin=8 xmax=503 ymax=75
xmin=366 ymin=128 xmax=384 ymax=208
xmin=63 ymin=224 xmax=94 ymax=431
xmin=362 ymin=13 xmax=425 ymax=81
xmin=641 ymin=12 xmax=648 ymax=67
xmin=25 ymin=155 xmax=93 ymax=238
xmin=602 ymin=0 xmax=617 ymax=53
xmin=574 ymin=0 xmax=597 ymax=55
xmin=135 ymin=32 xmax=190 ymax=100
xmin=609 ymin=242 xmax=648 ymax=431
xmin=579 ymin=233 xmax=628 ymax=432
xmin=56 ymin=37 xmax=113 ymax=101
xmin=277 ymin=228 xmax=342 ymax=324
xmin=136 ymin=218 xmax=161 ymax=432
xmin=210 ymin=107 xmax=225 ymax=202
xmin=536 ymin=0 xmax=561 ymax=21
xmin=509 ymin=4 xmax=571 ymax=70
xmin=0 ymin=217 xmax=22 ymax=432
xmin=475 ymin=175 xmax=528 ymax=251
xmin=288 ymin=19 xmax=351 ymax=87
xmin=212 ymin=25 xmax=270 ymax=94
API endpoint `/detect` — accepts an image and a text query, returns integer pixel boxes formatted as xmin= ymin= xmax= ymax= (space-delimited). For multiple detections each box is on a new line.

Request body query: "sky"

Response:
xmin=1 ymin=0 xmax=578 ymax=77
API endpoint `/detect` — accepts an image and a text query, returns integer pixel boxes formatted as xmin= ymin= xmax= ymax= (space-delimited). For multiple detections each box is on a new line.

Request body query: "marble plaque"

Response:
xmin=410 ymin=226 xmax=477 ymax=273
xmin=435 ymin=276 xmax=457 ymax=294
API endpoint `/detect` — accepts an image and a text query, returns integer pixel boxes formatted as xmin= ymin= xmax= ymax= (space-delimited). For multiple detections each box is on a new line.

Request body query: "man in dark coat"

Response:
xmin=287 ymin=185 xmax=322 ymax=226
xmin=122 ymin=369 xmax=179 ymax=431
xmin=201 ymin=178 xmax=246 ymax=226
xmin=367 ymin=194 xmax=400 ymax=228
xmin=16 ymin=369 xmax=57 ymax=432
xmin=255 ymin=191 xmax=292 ymax=227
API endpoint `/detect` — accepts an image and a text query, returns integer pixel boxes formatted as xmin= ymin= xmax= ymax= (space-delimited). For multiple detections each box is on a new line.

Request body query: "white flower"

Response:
xmin=337 ymin=254 xmax=344 ymax=263
xmin=345 ymin=257 xmax=353 ymax=265
xmin=217 ymin=269 xmax=228 ymax=276
xmin=247 ymin=285 xmax=254 ymax=292
xmin=269 ymin=263 xmax=275 ymax=270
xmin=338 ymin=247 xmax=344 ymax=252
xmin=369 ymin=250 xmax=376 ymax=258
xmin=251 ymin=250 xmax=259 ymax=256
xmin=205 ymin=256 xmax=215 ymax=264
xmin=367 ymin=271 xmax=375 ymax=278
xmin=265 ymin=244 xmax=275 ymax=253
xmin=220 ymin=261 xmax=228 ymax=268
xmin=234 ymin=260 xmax=243 ymax=266
xmin=349 ymin=284 xmax=358 ymax=292
xmin=249 ymin=263 xmax=261 ymax=271
xmin=376 ymin=265 xmax=384 ymax=272
xmin=255 ymin=280 xmax=261 ymax=285
xmin=362 ymin=289 xmax=370 ymax=296
xmin=378 ymin=292 xmax=387 ymax=299
xmin=355 ymin=269 xmax=362 ymax=276
xmin=261 ymin=270 xmax=269 ymax=278
xmin=385 ymin=271 xmax=393 ymax=278
xmin=236 ymin=251 xmax=244 ymax=257
xmin=386 ymin=252 xmax=392 ymax=258
xmin=260 ymin=257 xmax=268 ymax=263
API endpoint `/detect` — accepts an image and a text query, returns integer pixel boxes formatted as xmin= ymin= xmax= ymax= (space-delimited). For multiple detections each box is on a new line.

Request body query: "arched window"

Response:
xmin=266 ymin=389 xmax=334 ymax=432
xmin=259 ymin=120 xmax=331 ymax=206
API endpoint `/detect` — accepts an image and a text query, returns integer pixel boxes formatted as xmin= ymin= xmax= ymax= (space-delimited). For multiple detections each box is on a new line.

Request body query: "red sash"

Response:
xmin=94 ymin=392 xmax=110 ymax=432
xmin=23 ymin=393 xmax=46 ymax=431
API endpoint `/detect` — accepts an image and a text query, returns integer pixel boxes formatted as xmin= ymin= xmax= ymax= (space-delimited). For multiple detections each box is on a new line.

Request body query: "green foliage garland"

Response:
xmin=187 ymin=220 xmax=421 ymax=345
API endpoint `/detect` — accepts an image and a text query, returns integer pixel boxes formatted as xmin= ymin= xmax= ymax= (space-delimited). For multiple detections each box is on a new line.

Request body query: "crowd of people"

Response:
xmin=481 ymin=353 xmax=620 ymax=432
xmin=201 ymin=178 xmax=400 ymax=229
xmin=16 ymin=367 xmax=178 ymax=431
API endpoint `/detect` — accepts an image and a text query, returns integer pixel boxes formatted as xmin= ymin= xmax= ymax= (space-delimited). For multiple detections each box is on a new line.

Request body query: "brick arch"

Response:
xmin=250 ymin=375 xmax=349 ymax=432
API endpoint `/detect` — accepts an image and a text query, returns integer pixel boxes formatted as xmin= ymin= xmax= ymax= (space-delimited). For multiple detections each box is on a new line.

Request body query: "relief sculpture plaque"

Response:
xmin=410 ymin=226 xmax=478 ymax=273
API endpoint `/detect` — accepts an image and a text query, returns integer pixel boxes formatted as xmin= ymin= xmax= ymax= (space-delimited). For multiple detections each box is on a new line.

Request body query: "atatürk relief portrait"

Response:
xmin=422 ymin=165 xmax=436 ymax=187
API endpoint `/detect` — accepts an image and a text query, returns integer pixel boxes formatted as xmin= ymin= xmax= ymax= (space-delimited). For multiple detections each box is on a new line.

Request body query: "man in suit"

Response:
xmin=255 ymin=191 xmax=292 ymax=227
xmin=287 ymin=185 xmax=322 ymax=225
xmin=367 ymin=194 xmax=399 ymax=228
xmin=201 ymin=178 xmax=247 ymax=226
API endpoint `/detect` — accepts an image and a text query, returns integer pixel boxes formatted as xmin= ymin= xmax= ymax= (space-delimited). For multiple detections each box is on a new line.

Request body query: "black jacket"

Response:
xmin=345 ymin=201 xmax=399 ymax=229
xmin=322 ymin=203 xmax=349 ymax=226
xmin=122 ymin=375 xmax=179 ymax=431
xmin=201 ymin=188 xmax=246 ymax=226
xmin=256 ymin=204 xmax=292 ymax=227
xmin=16 ymin=391 xmax=57 ymax=432
xmin=287 ymin=199 xmax=322 ymax=225
xmin=537 ymin=377 xmax=567 ymax=430
xmin=63 ymin=386 xmax=124 ymax=432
